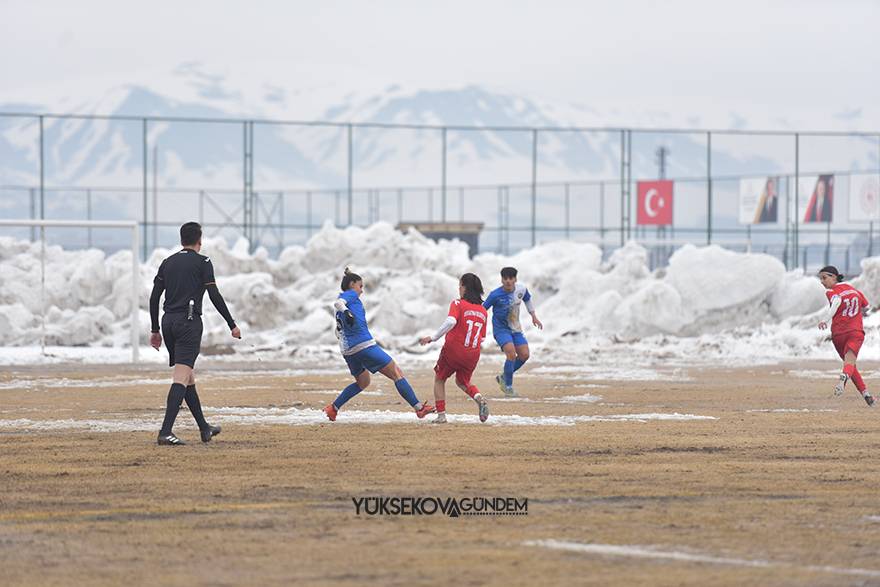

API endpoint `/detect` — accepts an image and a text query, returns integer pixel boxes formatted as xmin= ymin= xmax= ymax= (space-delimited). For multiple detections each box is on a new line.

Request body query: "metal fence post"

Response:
xmin=794 ymin=133 xmax=800 ymax=269
xmin=441 ymin=127 xmax=447 ymax=223
xmin=783 ymin=175 xmax=790 ymax=269
xmin=706 ymin=132 xmax=712 ymax=245
xmin=39 ymin=116 xmax=44 ymax=222
xmin=531 ymin=129 xmax=538 ymax=247
xmin=621 ymin=130 xmax=632 ymax=243
xmin=249 ymin=122 xmax=255 ymax=249
xmin=241 ymin=122 xmax=250 ymax=247
xmin=497 ymin=186 xmax=503 ymax=253
xmin=347 ymin=123 xmax=353 ymax=225
xmin=142 ymin=118 xmax=148 ymax=260
xmin=29 ymin=188 xmax=36 ymax=241
xmin=620 ymin=131 xmax=625 ymax=246
xmin=152 ymin=143 xmax=158 ymax=250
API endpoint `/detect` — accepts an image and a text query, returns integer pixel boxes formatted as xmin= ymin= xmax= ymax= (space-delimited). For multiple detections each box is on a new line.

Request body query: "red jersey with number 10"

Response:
xmin=443 ymin=299 xmax=488 ymax=360
xmin=826 ymin=283 xmax=869 ymax=335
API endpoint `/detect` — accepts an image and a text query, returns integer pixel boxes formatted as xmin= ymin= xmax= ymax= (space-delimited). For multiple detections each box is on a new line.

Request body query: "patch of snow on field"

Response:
xmin=0 ymin=409 xmax=716 ymax=431
xmin=524 ymin=539 xmax=880 ymax=579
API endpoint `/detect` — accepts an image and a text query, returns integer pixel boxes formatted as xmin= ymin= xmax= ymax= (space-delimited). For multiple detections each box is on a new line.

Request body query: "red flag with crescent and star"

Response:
xmin=637 ymin=180 xmax=674 ymax=226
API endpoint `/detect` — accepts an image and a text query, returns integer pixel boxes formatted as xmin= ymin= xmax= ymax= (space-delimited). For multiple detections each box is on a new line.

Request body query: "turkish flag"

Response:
xmin=637 ymin=180 xmax=674 ymax=226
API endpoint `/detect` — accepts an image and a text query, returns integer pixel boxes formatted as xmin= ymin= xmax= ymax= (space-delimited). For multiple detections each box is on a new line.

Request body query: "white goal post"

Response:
xmin=0 ymin=219 xmax=141 ymax=363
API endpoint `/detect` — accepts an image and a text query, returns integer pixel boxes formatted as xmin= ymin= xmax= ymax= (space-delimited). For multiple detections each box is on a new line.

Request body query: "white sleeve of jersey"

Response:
xmin=431 ymin=316 xmax=458 ymax=341
xmin=524 ymin=297 xmax=536 ymax=314
xmin=821 ymin=295 xmax=842 ymax=323
xmin=333 ymin=299 xmax=348 ymax=313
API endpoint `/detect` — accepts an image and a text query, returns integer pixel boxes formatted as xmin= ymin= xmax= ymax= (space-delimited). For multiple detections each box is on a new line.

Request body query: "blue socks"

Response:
xmin=503 ymin=360 xmax=515 ymax=387
xmin=503 ymin=357 xmax=528 ymax=388
xmin=335 ymin=379 xmax=421 ymax=410
xmin=333 ymin=382 xmax=362 ymax=409
xmin=394 ymin=378 xmax=420 ymax=408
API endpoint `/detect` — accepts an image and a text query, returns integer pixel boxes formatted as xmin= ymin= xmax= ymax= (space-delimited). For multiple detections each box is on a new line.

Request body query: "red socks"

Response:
xmin=436 ymin=400 xmax=446 ymax=413
xmin=464 ymin=385 xmax=480 ymax=399
xmin=843 ymin=364 xmax=855 ymax=379
xmin=851 ymin=368 xmax=867 ymax=393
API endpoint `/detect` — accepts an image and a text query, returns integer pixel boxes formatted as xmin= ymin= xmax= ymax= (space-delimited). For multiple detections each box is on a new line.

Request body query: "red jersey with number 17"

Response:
xmin=443 ymin=299 xmax=488 ymax=360
xmin=826 ymin=283 xmax=869 ymax=335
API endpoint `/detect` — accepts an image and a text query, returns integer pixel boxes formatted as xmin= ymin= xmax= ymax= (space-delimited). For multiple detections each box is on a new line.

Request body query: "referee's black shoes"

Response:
xmin=200 ymin=425 xmax=222 ymax=443
xmin=157 ymin=433 xmax=186 ymax=446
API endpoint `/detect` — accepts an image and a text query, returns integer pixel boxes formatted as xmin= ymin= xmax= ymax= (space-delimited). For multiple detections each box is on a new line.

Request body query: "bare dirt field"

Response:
xmin=2 ymin=360 xmax=880 ymax=586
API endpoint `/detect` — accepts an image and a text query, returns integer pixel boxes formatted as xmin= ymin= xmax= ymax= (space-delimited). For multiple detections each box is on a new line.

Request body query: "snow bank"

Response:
xmin=0 ymin=222 xmax=862 ymax=364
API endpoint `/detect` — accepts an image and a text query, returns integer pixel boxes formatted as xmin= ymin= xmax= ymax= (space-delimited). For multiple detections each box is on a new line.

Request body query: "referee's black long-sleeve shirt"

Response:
xmin=149 ymin=248 xmax=236 ymax=332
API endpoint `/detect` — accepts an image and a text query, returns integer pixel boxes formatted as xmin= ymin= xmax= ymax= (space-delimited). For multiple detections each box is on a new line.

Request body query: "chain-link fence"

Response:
xmin=1 ymin=112 xmax=878 ymax=272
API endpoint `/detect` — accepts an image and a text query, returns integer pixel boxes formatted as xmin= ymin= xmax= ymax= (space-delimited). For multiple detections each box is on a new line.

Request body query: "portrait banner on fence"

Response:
xmin=799 ymin=174 xmax=834 ymax=223
xmin=636 ymin=180 xmax=673 ymax=226
xmin=848 ymin=173 xmax=880 ymax=223
xmin=739 ymin=176 xmax=780 ymax=224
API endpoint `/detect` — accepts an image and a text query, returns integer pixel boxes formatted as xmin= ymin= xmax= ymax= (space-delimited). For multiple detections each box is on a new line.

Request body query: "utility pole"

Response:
xmin=655 ymin=146 xmax=670 ymax=179
xmin=655 ymin=146 xmax=671 ymax=243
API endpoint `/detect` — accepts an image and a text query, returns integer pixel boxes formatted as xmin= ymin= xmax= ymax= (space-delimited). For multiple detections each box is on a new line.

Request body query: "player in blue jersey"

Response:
xmin=323 ymin=268 xmax=435 ymax=421
xmin=483 ymin=266 xmax=543 ymax=397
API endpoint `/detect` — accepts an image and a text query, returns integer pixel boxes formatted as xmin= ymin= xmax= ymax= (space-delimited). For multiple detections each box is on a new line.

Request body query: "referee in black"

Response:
xmin=149 ymin=222 xmax=241 ymax=446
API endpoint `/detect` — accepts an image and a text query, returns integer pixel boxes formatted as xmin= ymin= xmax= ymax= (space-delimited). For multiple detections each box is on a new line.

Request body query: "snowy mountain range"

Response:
xmin=1 ymin=71 xmax=816 ymax=192
xmin=1 ymin=68 xmax=877 ymax=251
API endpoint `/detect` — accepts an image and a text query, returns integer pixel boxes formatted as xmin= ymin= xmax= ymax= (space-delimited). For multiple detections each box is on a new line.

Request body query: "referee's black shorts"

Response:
xmin=161 ymin=312 xmax=203 ymax=368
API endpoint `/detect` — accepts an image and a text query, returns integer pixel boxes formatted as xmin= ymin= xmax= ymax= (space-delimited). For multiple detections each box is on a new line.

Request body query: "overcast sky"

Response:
xmin=2 ymin=0 xmax=879 ymax=129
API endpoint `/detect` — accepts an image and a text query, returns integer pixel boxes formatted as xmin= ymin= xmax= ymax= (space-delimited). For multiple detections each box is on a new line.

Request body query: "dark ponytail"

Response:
xmin=460 ymin=273 xmax=484 ymax=304
xmin=340 ymin=267 xmax=363 ymax=291
xmin=818 ymin=265 xmax=844 ymax=282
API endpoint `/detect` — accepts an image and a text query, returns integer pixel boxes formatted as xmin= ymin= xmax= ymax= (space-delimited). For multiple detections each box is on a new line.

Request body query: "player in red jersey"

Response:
xmin=817 ymin=265 xmax=874 ymax=406
xmin=419 ymin=273 xmax=490 ymax=423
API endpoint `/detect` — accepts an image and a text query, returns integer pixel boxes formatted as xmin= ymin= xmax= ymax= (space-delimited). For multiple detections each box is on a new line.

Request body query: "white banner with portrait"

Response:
xmin=797 ymin=174 xmax=834 ymax=223
xmin=848 ymin=173 xmax=880 ymax=223
xmin=739 ymin=176 xmax=780 ymax=224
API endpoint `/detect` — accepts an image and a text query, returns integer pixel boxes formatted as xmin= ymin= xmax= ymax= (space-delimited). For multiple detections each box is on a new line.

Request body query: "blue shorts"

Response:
xmin=344 ymin=345 xmax=393 ymax=377
xmin=494 ymin=330 xmax=527 ymax=349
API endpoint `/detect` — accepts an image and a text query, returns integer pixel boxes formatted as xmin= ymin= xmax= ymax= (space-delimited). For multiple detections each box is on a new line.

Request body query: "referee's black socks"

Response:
xmin=185 ymin=385 xmax=209 ymax=430
xmin=160 ymin=383 xmax=187 ymax=436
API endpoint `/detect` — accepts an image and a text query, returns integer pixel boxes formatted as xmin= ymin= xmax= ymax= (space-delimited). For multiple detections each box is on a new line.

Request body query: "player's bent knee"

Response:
xmin=386 ymin=362 xmax=404 ymax=381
